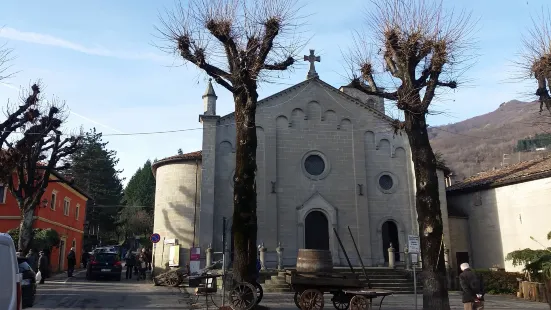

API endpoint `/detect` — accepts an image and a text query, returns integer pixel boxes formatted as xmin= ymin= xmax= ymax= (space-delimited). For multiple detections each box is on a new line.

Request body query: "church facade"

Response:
xmin=152 ymin=56 xmax=453 ymax=271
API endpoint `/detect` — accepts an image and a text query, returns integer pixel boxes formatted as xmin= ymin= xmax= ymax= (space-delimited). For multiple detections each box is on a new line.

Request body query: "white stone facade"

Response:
xmin=152 ymin=76 xmax=453 ymax=270
xmin=447 ymin=175 xmax=551 ymax=273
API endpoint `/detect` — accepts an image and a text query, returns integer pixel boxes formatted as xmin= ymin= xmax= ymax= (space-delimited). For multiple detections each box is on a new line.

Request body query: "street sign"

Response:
xmin=408 ymin=234 xmax=420 ymax=252
xmin=150 ymin=233 xmax=161 ymax=244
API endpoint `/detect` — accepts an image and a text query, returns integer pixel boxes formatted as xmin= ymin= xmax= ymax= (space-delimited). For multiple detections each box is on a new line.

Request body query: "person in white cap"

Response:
xmin=459 ymin=262 xmax=485 ymax=309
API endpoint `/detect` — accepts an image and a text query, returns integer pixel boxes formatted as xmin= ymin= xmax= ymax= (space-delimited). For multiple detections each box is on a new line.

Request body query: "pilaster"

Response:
xmin=198 ymin=114 xmax=220 ymax=251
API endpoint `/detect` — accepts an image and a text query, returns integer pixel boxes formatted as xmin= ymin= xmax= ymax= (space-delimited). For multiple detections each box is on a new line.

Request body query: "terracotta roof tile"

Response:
xmin=446 ymin=156 xmax=551 ymax=193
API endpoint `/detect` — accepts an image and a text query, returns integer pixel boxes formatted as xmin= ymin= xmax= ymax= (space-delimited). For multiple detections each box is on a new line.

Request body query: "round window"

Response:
xmin=304 ymin=155 xmax=326 ymax=176
xmin=378 ymin=174 xmax=394 ymax=190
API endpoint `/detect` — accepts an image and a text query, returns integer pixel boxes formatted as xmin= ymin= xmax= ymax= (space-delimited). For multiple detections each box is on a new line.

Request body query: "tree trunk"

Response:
xmin=18 ymin=206 xmax=36 ymax=254
xmin=404 ymin=111 xmax=450 ymax=310
xmin=231 ymin=89 xmax=259 ymax=284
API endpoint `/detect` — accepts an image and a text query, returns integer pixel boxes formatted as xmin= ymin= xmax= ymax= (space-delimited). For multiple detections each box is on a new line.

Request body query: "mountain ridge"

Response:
xmin=428 ymin=99 xmax=551 ymax=181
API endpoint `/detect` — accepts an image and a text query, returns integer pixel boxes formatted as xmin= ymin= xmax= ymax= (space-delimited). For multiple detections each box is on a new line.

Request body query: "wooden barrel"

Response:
xmin=296 ymin=249 xmax=333 ymax=273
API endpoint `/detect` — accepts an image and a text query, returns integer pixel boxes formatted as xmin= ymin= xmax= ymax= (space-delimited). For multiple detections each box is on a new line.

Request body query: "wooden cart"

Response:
xmin=286 ymin=270 xmax=368 ymax=310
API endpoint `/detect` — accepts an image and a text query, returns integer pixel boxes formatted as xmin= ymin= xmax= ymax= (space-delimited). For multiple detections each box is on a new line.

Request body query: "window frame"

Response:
xmin=63 ymin=198 xmax=71 ymax=216
xmin=0 ymin=183 xmax=6 ymax=204
xmin=75 ymin=204 xmax=80 ymax=220
xmin=50 ymin=191 xmax=58 ymax=210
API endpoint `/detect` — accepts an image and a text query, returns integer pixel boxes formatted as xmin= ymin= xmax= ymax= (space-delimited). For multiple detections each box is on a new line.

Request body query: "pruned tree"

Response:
xmin=3 ymin=86 xmax=82 ymax=253
xmin=346 ymin=0 xmax=475 ymax=308
xmin=518 ymin=9 xmax=551 ymax=114
xmin=157 ymin=0 xmax=304 ymax=282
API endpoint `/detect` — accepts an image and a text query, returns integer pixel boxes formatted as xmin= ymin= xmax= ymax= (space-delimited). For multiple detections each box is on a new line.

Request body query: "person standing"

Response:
xmin=67 ymin=247 xmax=77 ymax=277
xmin=26 ymin=249 xmax=38 ymax=272
xmin=145 ymin=248 xmax=152 ymax=271
xmin=81 ymin=250 xmax=90 ymax=268
xmin=37 ymin=251 xmax=48 ymax=284
xmin=459 ymin=263 xmax=485 ymax=310
xmin=124 ymin=250 xmax=136 ymax=279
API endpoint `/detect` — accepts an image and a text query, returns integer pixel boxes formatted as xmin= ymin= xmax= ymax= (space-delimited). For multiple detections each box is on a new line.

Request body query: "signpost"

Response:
xmin=408 ymin=234 xmax=420 ymax=310
xmin=150 ymin=233 xmax=161 ymax=276
xmin=150 ymin=233 xmax=161 ymax=244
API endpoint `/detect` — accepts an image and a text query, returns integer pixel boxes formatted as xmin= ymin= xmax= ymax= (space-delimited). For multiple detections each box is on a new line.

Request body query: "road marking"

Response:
xmin=63 ymin=270 xmax=86 ymax=283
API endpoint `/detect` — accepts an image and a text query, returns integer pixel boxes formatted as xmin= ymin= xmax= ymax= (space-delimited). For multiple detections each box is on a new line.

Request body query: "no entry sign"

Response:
xmin=150 ymin=233 xmax=161 ymax=244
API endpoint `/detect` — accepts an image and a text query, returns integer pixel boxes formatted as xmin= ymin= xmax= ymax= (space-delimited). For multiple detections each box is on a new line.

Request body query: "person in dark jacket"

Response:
xmin=81 ymin=250 xmax=90 ymax=268
xmin=38 ymin=251 xmax=48 ymax=284
xmin=125 ymin=250 xmax=136 ymax=279
xmin=67 ymin=247 xmax=77 ymax=277
xmin=459 ymin=263 xmax=484 ymax=310
xmin=26 ymin=249 xmax=38 ymax=272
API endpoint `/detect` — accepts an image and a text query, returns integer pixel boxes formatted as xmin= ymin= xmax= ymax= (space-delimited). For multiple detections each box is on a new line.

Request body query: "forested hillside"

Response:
xmin=428 ymin=100 xmax=551 ymax=181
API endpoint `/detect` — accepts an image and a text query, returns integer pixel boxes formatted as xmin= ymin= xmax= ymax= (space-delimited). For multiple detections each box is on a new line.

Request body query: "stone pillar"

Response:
xmin=259 ymin=243 xmax=267 ymax=271
xmin=206 ymin=244 xmax=213 ymax=267
xmin=404 ymin=246 xmax=410 ymax=270
xmin=388 ymin=243 xmax=395 ymax=269
xmin=198 ymin=113 xmax=220 ymax=252
xmin=276 ymin=242 xmax=284 ymax=270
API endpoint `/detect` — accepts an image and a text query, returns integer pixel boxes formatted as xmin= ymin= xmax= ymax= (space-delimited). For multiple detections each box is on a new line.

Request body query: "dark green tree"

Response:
xmin=123 ymin=160 xmax=156 ymax=214
xmin=67 ymin=128 xmax=124 ymax=244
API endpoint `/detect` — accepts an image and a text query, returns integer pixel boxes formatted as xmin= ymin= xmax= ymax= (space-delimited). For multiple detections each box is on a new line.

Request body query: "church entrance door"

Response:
xmin=305 ymin=211 xmax=329 ymax=250
xmin=382 ymin=221 xmax=400 ymax=262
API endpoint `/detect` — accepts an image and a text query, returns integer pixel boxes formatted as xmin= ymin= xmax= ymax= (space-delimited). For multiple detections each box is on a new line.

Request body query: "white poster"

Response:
xmin=408 ymin=234 xmax=420 ymax=264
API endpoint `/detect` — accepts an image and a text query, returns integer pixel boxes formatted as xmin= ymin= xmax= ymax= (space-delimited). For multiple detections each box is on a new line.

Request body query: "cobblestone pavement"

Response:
xmin=32 ymin=269 xmax=187 ymax=309
xmin=182 ymin=289 xmax=550 ymax=310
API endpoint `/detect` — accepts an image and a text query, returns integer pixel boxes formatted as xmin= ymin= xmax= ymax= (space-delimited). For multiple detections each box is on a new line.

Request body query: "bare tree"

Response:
xmin=518 ymin=8 xmax=551 ymax=114
xmin=346 ymin=1 xmax=475 ymax=308
xmin=2 ymin=86 xmax=82 ymax=253
xmin=157 ymin=0 xmax=303 ymax=282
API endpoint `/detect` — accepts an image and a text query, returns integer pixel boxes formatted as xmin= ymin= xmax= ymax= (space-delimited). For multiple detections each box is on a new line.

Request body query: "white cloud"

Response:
xmin=0 ymin=27 xmax=170 ymax=62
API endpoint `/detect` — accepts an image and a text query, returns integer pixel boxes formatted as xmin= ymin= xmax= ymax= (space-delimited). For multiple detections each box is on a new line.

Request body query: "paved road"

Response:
xmin=33 ymin=269 xmax=187 ymax=309
xmin=182 ymin=287 xmax=550 ymax=310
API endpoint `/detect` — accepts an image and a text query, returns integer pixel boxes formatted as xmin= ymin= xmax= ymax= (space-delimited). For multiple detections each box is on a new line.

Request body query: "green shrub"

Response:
xmin=473 ymin=269 xmax=524 ymax=295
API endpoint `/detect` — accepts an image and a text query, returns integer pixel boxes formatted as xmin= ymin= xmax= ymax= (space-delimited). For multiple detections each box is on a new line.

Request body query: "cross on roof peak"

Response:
xmin=304 ymin=49 xmax=320 ymax=79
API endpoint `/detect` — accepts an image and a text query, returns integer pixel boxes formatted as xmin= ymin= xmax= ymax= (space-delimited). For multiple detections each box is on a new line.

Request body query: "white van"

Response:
xmin=0 ymin=233 xmax=22 ymax=310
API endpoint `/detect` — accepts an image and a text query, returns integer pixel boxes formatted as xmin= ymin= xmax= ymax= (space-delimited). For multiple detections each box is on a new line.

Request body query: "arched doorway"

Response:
xmin=382 ymin=220 xmax=400 ymax=262
xmin=305 ymin=211 xmax=329 ymax=250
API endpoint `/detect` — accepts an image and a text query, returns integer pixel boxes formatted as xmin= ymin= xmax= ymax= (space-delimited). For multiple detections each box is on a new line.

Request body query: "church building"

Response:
xmin=151 ymin=50 xmax=453 ymax=271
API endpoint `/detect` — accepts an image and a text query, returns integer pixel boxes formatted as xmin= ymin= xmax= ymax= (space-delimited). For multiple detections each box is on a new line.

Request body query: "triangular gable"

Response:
xmin=218 ymin=78 xmax=394 ymax=124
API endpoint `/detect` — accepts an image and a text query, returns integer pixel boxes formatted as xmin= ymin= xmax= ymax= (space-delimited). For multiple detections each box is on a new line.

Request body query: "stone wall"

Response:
xmin=152 ymin=161 xmax=202 ymax=273
xmin=447 ymin=176 xmax=551 ymax=272
xmin=213 ymin=79 xmax=416 ymax=266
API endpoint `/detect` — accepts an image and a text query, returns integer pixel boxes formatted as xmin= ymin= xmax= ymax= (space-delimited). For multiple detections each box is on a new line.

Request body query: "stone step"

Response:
xmin=261 ymin=283 xmax=290 ymax=290
xmin=277 ymin=272 xmax=286 ymax=277
xmin=268 ymin=277 xmax=287 ymax=285
xmin=263 ymin=287 xmax=292 ymax=293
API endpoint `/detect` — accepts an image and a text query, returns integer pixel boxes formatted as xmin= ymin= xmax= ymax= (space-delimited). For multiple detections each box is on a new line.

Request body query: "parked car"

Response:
xmin=17 ymin=257 xmax=37 ymax=308
xmin=0 ymin=233 xmax=23 ymax=310
xmin=86 ymin=252 xmax=122 ymax=281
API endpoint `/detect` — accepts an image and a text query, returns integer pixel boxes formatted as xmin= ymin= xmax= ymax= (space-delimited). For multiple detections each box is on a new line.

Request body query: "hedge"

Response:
xmin=474 ymin=269 xmax=525 ymax=295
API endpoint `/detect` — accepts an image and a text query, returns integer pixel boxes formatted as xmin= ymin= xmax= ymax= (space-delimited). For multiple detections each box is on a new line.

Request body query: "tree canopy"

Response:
xmin=123 ymin=160 xmax=156 ymax=214
xmin=67 ymin=128 xmax=124 ymax=242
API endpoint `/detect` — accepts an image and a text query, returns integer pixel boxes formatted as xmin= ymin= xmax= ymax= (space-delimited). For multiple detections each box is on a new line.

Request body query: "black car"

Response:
xmin=86 ymin=252 xmax=122 ymax=280
xmin=17 ymin=257 xmax=37 ymax=308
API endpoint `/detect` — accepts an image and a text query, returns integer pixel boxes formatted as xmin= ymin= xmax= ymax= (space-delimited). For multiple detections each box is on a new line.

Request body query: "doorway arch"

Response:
xmin=382 ymin=220 xmax=400 ymax=262
xmin=305 ymin=211 xmax=330 ymax=250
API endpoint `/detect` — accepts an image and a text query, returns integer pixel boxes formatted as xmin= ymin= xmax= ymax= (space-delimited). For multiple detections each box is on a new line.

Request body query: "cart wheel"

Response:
xmin=165 ymin=275 xmax=180 ymax=287
xmin=350 ymin=295 xmax=369 ymax=310
xmin=229 ymin=282 xmax=257 ymax=310
xmin=299 ymin=289 xmax=324 ymax=310
xmin=331 ymin=292 xmax=351 ymax=310
xmin=252 ymin=281 xmax=264 ymax=305
xmin=294 ymin=291 xmax=302 ymax=309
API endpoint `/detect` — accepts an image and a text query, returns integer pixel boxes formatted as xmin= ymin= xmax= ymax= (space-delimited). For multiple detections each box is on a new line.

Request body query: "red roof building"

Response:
xmin=0 ymin=171 xmax=91 ymax=272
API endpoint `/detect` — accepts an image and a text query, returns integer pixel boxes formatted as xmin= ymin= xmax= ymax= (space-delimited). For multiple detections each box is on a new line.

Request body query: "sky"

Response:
xmin=0 ymin=0 xmax=546 ymax=184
